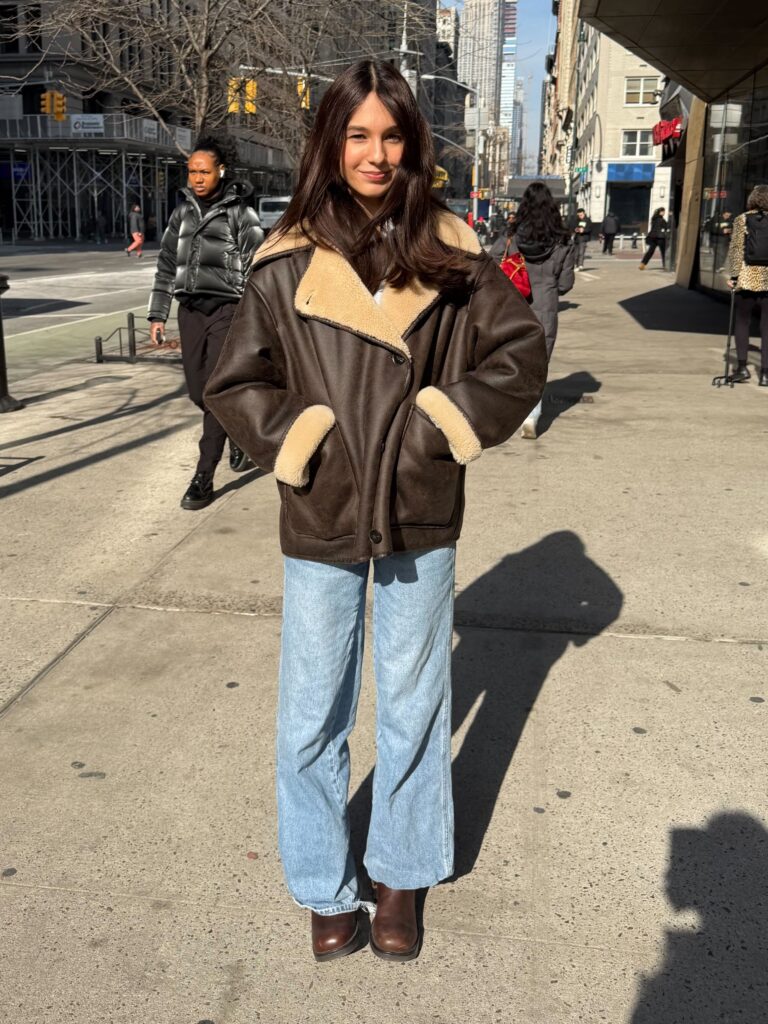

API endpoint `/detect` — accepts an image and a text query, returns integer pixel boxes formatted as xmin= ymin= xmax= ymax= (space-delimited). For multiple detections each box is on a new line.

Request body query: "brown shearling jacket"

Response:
xmin=204 ymin=213 xmax=547 ymax=564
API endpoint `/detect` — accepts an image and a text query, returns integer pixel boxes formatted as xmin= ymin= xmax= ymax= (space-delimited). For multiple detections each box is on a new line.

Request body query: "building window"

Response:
xmin=622 ymin=129 xmax=655 ymax=156
xmin=625 ymin=77 xmax=658 ymax=106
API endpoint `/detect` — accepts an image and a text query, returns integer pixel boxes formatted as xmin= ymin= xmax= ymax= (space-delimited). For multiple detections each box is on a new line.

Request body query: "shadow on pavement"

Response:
xmin=348 ymin=531 xmax=623 ymax=884
xmin=631 ymin=812 xmax=768 ymax=1023
xmin=0 ymin=378 xmax=187 ymax=454
xmin=537 ymin=371 xmax=602 ymax=438
xmin=23 ymin=375 xmax=133 ymax=405
xmin=619 ymin=285 xmax=730 ymax=335
xmin=3 ymin=298 xmax=87 ymax=317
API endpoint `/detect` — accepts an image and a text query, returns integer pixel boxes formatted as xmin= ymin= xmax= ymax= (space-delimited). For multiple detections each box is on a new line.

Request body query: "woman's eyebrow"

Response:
xmin=346 ymin=124 xmax=400 ymax=133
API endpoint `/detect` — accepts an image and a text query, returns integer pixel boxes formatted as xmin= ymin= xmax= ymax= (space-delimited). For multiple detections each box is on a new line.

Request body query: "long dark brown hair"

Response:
xmin=514 ymin=181 xmax=569 ymax=245
xmin=279 ymin=60 xmax=470 ymax=291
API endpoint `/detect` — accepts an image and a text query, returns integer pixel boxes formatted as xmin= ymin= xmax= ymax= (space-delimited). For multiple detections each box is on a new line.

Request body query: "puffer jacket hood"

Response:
xmin=203 ymin=212 xmax=548 ymax=564
xmin=147 ymin=178 xmax=263 ymax=321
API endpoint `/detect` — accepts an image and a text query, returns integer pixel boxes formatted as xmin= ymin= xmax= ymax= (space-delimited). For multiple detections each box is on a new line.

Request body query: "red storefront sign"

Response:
xmin=652 ymin=117 xmax=683 ymax=146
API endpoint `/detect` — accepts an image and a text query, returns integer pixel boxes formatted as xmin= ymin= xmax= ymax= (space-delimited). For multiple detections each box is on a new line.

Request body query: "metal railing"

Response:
xmin=0 ymin=115 xmax=292 ymax=170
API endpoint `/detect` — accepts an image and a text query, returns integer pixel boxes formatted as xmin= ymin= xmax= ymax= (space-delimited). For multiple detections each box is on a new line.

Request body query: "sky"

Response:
xmin=441 ymin=0 xmax=557 ymax=172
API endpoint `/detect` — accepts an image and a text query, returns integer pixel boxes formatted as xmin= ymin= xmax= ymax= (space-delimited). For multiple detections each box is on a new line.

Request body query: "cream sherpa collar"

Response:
xmin=253 ymin=212 xmax=482 ymax=361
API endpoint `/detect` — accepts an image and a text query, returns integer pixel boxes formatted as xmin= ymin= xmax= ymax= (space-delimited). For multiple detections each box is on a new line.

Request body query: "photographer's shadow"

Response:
xmin=349 ymin=531 xmax=623 ymax=881
xmin=632 ymin=812 xmax=768 ymax=1023
xmin=537 ymin=371 xmax=602 ymax=438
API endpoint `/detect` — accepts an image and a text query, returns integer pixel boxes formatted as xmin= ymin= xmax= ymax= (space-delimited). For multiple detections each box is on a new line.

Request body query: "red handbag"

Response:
xmin=499 ymin=240 xmax=532 ymax=301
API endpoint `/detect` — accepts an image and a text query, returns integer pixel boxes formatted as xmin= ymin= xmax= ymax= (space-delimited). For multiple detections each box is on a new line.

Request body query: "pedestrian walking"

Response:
xmin=204 ymin=59 xmax=547 ymax=963
xmin=572 ymin=207 xmax=592 ymax=270
xmin=505 ymin=181 xmax=575 ymax=439
xmin=125 ymin=203 xmax=145 ymax=257
xmin=601 ymin=211 xmax=620 ymax=254
xmin=726 ymin=185 xmax=768 ymax=386
xmin=639 ymin=208 xmax=669 ymax=269
xmin=147 ymin=134 xmax=264 ymax=508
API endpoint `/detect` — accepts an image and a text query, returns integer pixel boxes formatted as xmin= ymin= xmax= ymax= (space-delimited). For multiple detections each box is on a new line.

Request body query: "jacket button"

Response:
xmin=391 ymin=353 xmax=405 ymax=365
xmin=369 ymin=529 xmax=383 ymax=544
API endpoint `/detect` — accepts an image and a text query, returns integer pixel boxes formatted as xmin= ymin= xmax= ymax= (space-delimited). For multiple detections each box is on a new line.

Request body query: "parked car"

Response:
xmin=257 ymin=195 xmax=291 ymax=234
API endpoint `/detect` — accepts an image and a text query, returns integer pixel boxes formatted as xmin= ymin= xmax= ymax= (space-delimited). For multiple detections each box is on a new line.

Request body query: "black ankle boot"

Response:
xmin=759 ymin=369 xmax=768 ymax=387
xmin=180 ymin=471 xmax=214 ymax=510
xmin=731 ymin=364 xmax=751 ymax=383
xmin=229 ymin=441 xmax=251 ymax=472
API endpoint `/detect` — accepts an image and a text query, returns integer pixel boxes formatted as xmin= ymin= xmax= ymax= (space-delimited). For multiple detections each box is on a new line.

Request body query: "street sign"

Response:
xmin=71 ymin=114 xmax=105 ymax=135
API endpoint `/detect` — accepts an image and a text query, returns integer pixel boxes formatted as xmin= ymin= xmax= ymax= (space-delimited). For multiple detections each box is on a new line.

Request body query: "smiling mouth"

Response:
xmin=360 ymin=171 xmax=390 ymax=181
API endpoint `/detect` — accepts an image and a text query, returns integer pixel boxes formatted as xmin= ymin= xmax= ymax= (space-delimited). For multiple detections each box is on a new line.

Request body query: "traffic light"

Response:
xmin=244 ymin=79 xmax=257 ymax=115
xmin=227 ymin=78 xmax=257 ymax=115
xmin=53 ymin=92 xmax=67 ymax=121
xmin=40 ymin=91 xmax=53 ymax=115
xmin=297 ymin=77 xmax=310 ymax=110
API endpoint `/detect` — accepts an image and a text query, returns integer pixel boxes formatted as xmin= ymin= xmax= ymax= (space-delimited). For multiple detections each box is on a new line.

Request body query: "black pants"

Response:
xmin=602 ymin=234 xmax=616 ymax=254
xmin=734 ymin=291 xmax=768 ymax=367
xmin=641 ymin=238 xmax=666 ymax=266
xmin=178 ymin=303 xmax=237 ymax=475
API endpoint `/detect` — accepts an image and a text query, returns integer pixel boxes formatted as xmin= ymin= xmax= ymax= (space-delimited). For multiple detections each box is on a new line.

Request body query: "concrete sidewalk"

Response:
xmin=1 ymin=261 xmax=766 ymax=1023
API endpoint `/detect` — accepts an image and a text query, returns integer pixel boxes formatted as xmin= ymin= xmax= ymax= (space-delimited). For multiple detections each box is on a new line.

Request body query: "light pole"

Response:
xmin=421 ymin=73 xmax=480 ymax=222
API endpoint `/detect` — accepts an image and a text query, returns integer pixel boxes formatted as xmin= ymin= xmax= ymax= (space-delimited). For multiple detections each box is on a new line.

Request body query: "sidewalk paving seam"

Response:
xmin=0 ymin=486 xmax=241 ymax=720
xmin=0 ymin=881 xmax=632 ymax=952
xmin=3 ymin=594 xmax=765 ymax=646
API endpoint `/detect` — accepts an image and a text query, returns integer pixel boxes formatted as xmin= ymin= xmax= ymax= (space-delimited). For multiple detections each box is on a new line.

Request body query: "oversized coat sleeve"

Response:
xmin=727 ymin=214 xmax=746 ymax=279
xmin=203 ymin=276 xmax=335 ymax=488
xmin=147 ymin=205 xmax=183 ymax=322
xmin=414 ymin=258 xmax=548 ymax=465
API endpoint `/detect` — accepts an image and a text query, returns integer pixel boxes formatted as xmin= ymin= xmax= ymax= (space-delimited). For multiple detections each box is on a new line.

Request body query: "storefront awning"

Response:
xmin=580 ymin=1 xmax=768 ymax=101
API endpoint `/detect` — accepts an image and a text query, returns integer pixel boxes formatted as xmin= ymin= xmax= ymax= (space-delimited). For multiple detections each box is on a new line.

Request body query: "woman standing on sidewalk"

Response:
xmin=507 ymin=181 xmax=574 ymax=439
xmin=147 ymin=135 xmax=263 ymax=509
xmin=205 ymin=60 xmax=546 ymax=963
xmin=727 ymin=185 xmax=768 ymax=386
xmin=639 ymin=208 xmax=669 ymax=269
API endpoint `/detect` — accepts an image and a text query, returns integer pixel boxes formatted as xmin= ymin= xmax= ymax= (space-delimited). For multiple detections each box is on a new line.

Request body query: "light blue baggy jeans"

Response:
xmin=277 ymin=545 xmax=456 ymax=915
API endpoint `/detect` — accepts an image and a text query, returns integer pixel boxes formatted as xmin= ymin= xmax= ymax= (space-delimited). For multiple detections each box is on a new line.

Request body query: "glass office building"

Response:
xmin=697 ymin=66 xmax=768 ymax=294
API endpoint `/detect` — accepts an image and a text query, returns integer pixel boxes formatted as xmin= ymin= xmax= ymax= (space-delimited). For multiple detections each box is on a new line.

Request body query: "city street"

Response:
xmin=1 ymin=251 xmax=765 ymax=1022
xmin=1 ymin=245 xmax=161 ymax=379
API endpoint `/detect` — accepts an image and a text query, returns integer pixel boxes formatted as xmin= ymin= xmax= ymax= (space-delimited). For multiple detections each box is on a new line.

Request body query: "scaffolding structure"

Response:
xmin=0 ymin=115 xmax=292 ymax=242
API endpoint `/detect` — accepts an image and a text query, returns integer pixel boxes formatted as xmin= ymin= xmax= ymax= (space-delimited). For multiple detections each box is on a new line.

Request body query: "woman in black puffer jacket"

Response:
xmin=148 ymin=135 xmax=264 ymax=509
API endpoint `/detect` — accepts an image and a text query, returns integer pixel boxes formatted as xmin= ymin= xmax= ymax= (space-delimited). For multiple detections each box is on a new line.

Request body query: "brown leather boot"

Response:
xmin=370 ymin=882 xmax=420 ymax=961
xmin=310 ymin=910 xmax=363 ymax=962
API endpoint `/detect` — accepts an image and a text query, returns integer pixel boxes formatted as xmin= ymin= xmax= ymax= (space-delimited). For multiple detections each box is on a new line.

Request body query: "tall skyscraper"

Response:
xmin=457 ymin=0 xmax=503 ymax=132
xmin=498 ymin=0 xmax=519 ymax=163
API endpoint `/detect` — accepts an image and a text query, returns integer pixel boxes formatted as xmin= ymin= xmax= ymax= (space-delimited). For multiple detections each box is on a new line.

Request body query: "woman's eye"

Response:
xmin=348 ymin=134 xmax=366 ymax=141
xmin=386 ymin=134 xmax=403 ymax=143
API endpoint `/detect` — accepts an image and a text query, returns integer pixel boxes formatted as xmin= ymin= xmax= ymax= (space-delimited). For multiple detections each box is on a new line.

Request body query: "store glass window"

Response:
xmin=622 ymin=130 xmax=654 ymax=156
xmin=625 ymin=77 xmax=658 ymax=106
xmin=697 ymin=66 xmax=768 ymax=292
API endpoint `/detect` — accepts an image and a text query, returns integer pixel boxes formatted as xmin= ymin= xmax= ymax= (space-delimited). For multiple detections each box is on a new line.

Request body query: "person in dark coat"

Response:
xmin=601 ymin=211 xmax=620 ymax=254
xmin=504 ymin=181 xmax=575 ymax=438
xmin=572 ymin=207 xmax=592 ymax=269
xmin=147 ymin=134 xmax=264 ymax=509
xmin=639 ymin=207 xmax=670 ymax=269
xmin=204 ymin=60 xmax=547 ymax=964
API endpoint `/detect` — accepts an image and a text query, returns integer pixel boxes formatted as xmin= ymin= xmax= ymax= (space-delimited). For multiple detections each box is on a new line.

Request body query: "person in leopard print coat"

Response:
xmin=727 ymin=184 xmax=768 ymax=385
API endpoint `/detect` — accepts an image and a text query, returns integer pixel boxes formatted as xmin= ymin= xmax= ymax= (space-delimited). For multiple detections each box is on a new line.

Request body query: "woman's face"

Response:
xmin=187 ymin=151 xmax=222 ymax=199
xmin=342 ymin=92 xmax=404 ymax=213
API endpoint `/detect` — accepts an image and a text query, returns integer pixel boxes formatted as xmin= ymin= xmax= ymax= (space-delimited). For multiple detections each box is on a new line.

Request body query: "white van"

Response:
xmin=257 ymin=195 xmax=291 ymax=233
